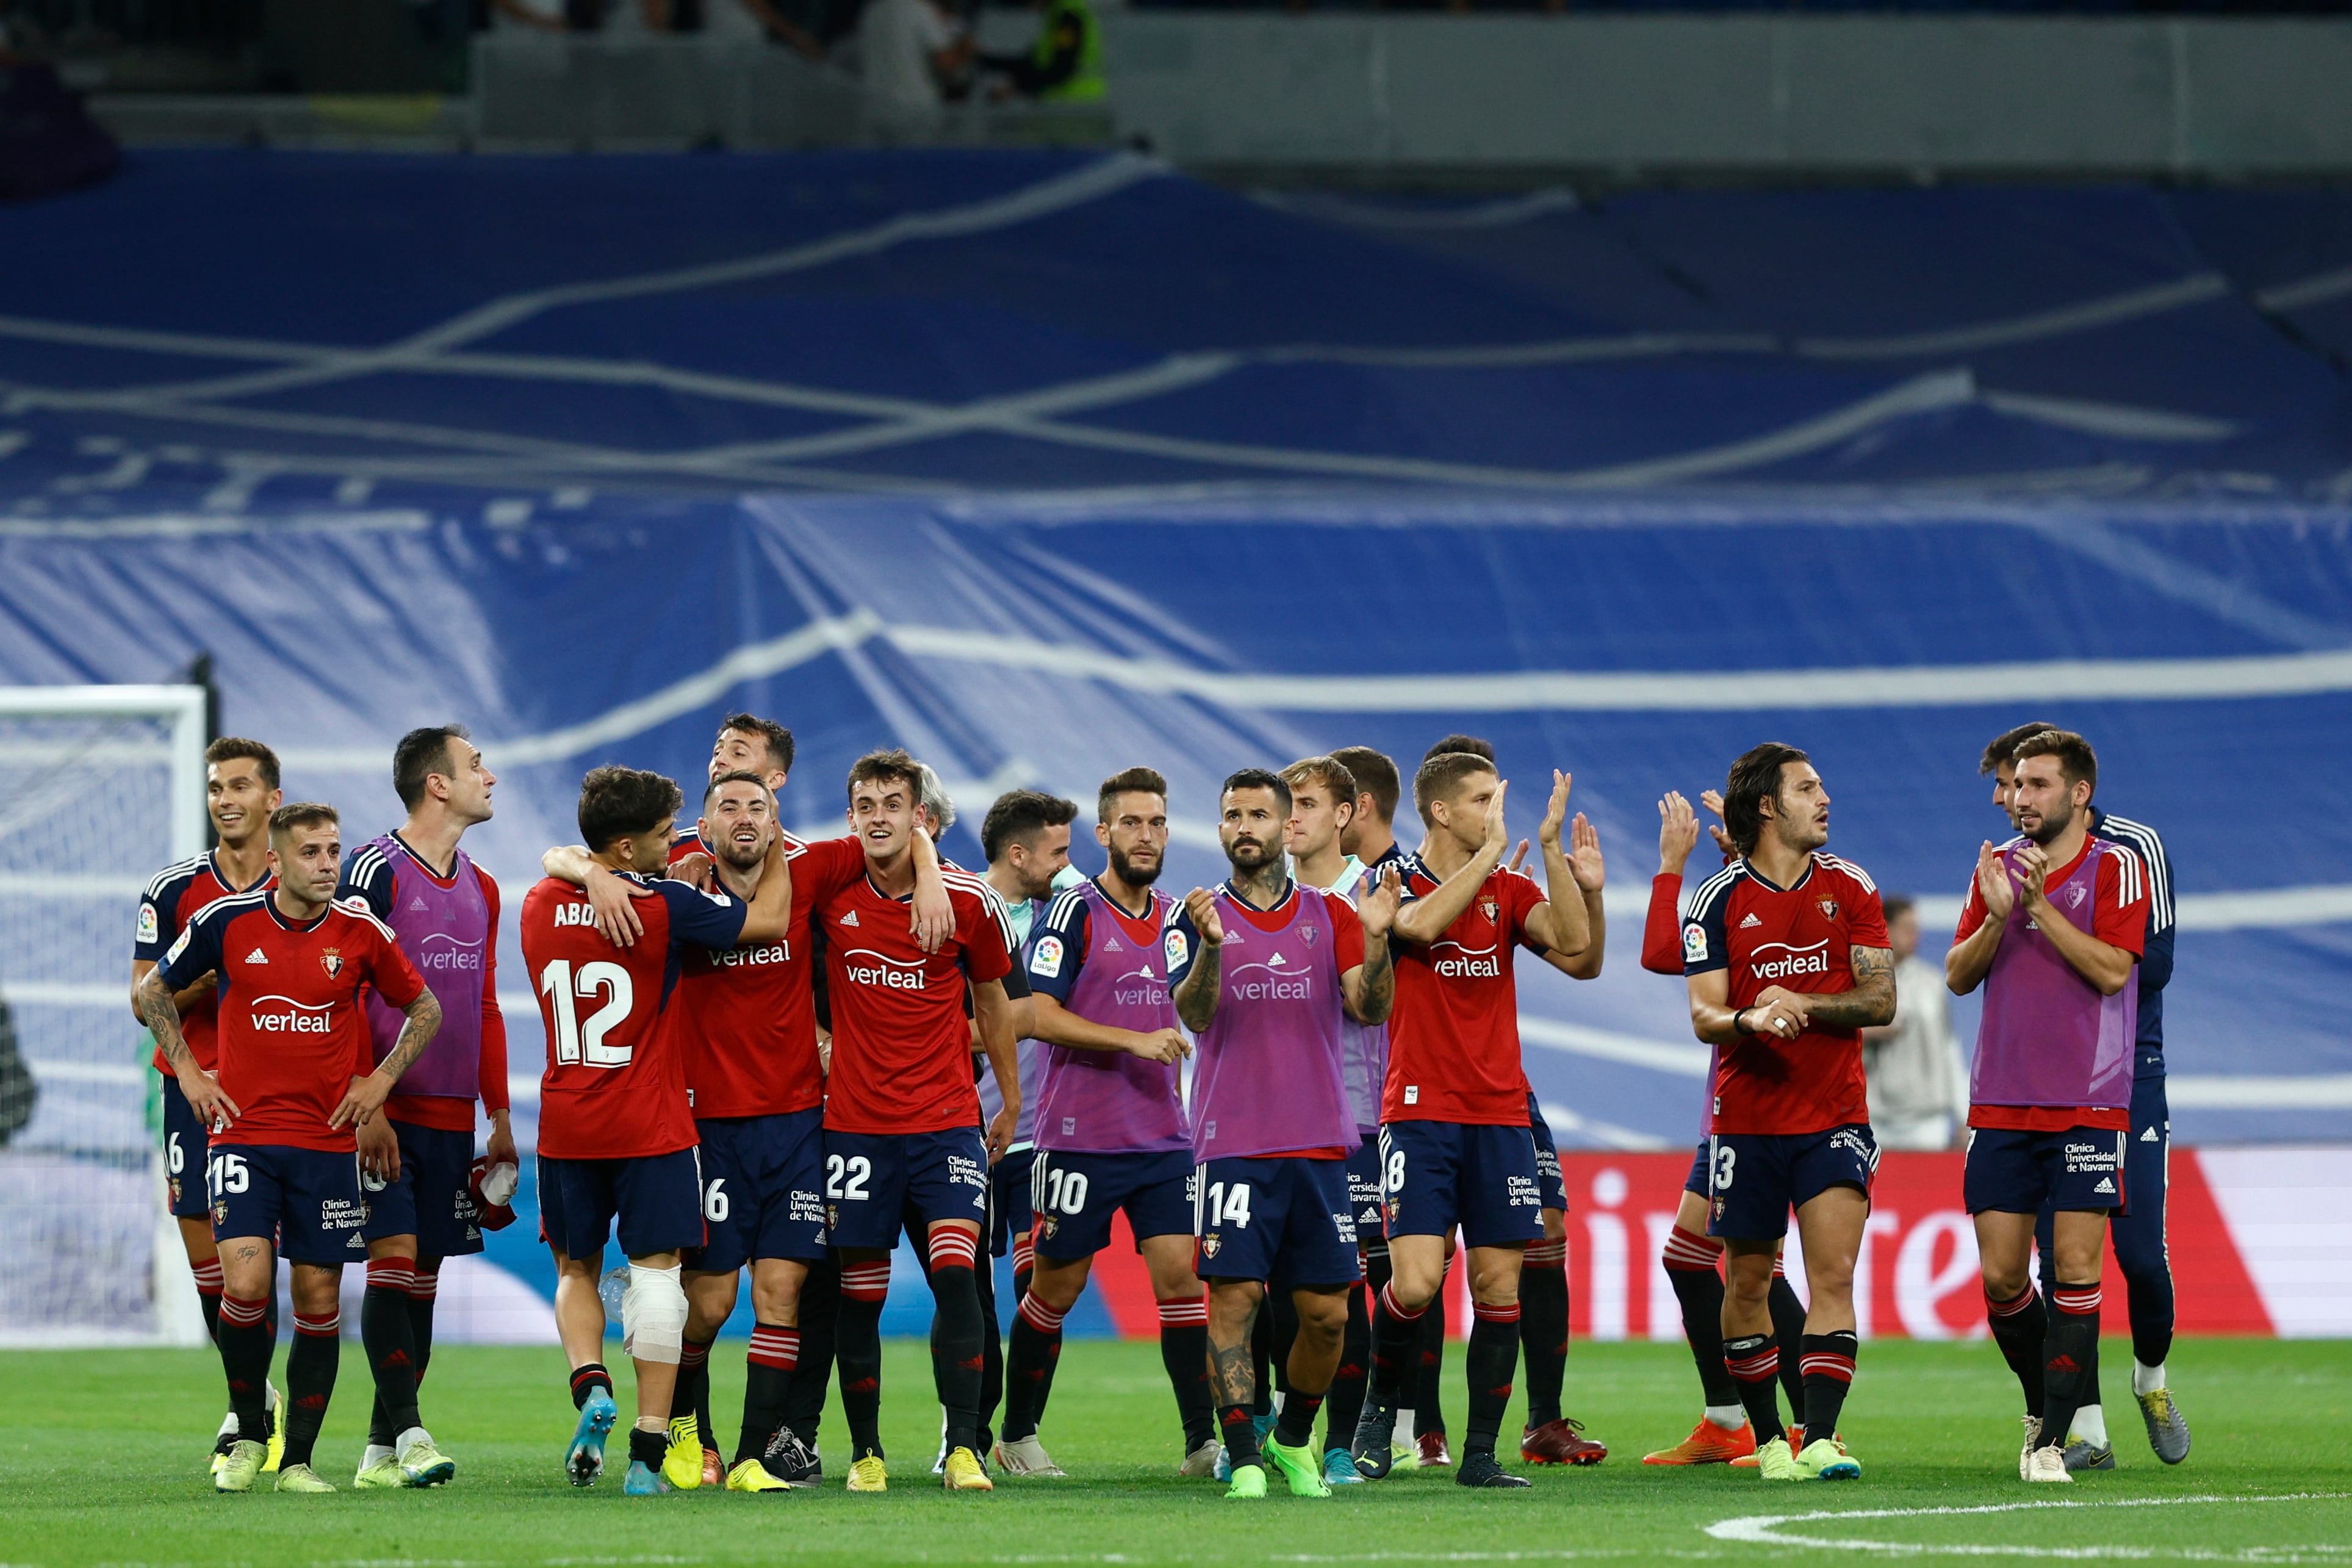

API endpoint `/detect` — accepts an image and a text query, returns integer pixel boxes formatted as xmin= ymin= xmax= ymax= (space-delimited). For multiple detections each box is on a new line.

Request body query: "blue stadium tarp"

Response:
xmin=4 ymin=149 xmax=2350 ymax=1328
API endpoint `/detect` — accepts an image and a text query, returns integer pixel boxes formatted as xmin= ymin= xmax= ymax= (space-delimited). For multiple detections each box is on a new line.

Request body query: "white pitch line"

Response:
xmin=1705 ymin=1491 xmax=2352 ymax=1557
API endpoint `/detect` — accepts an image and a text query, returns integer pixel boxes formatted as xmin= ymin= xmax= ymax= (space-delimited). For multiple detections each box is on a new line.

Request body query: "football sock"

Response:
xmin=1414 ymin=1287 xmax=1448 ymax=1438
xmin=837 ymin=1261 xmax=892 ymax=1459
xmin=1722 ymin=1332 xmax=1786 ymax=1445
xmin=782 ymin=1260 xmax=838 ymax=1442
xmin=1219 ymin=1402 xmax=1262 ymax=1470
xmin=2074 ymin=1401 xmax=2110 ymax=1447
xmin=737 ymin=1323 xmax=800 ymax=1465
xmin=217 ymin=1292 xmax=274 ymax=1440
xmin=1003 ymin=1291 xmax=1067 ymax=1443
xmin=1249 ymin=1299 xmax=1275 ymax=1417
xmin=2128 ymin=1288 xmax=2176 ymax=1374
xmin=1464 ymin=1300 xmax=1522 ymax=1459
xmin=677 ymin=1336 xmax=714 ymax=1451
xmin=1267 ymin=1286 xmax=1302 ymax=1403
xmin=1519 ymin=1239 xmax=1569 ymax=1428
xmin=1705 ymin=1404 xmax=1749 ymax=1428
xmin=924 ymin=1231 xmax=987 ymax=1455
xmin=1368 ymin=1281 xmax=1426 ymax=1403
xmin=283 ymin=1308 xmax=340 ymax=1470
xmin=192 ymin=1257 xmax=224 ymax=1344
xmin=1767 ymin=1269 xmax=1808 ymax=1416
xmin=627 ymin=1426 xmax=667 ymax=1469
xmin=973 ymin=1240 xmax=1006 ymax=1447
xmin=570 ymin=1362 xmax=613 ymax=1410
xmin=407 ymin=1265 xmax=439 ymax=1389
xmin=2042 ymin=1282 xmax=2102 ymax=1449
xmin=1798 ymin=1331 xmax=1857 ymax=1442
xmin=362 ymin=1257 xmax=422 ymax=1446
xmin=1983 ymin=1285 xmax=2045 ymax=1419
xmin=1323 ymin=1281 xmax=1370 ymax=1452
xmin=1157 ymin=1295 xmax=1214 ymax=1449
xmin=1273 ymin=1386 xmax=1324 ymax=1450
xmin=2132 ymin=1359 xmax=2167 ymax=1398
xmin=1663 ymin=1228 xmax=1738 ymax=1406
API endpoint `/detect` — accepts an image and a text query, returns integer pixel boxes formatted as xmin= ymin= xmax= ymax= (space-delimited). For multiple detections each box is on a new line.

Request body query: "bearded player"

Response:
xmin=1167 ymin=768 xmax=1398 ymax=1501
xmin=1682 ymin=744 xmax=1893 ymax=1483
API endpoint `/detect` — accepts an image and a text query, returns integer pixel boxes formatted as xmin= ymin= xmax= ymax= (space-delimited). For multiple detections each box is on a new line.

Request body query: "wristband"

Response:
xmin=1732 ymin=1007 xmax=1753 ymax=1036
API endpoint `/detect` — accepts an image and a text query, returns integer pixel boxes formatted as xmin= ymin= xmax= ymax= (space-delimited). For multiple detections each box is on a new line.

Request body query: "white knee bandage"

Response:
xmin=621 ymin=1262 xmax=687 ymax=1365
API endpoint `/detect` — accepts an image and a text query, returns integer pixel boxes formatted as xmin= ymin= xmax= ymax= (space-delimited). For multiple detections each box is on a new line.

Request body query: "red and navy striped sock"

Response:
xmin=1002 ymin=1290 xmax=1068 ymax=1443
xmin=736 ymin=1323 xmax=802 ymax=1466
xmin=1464 ymin=1299 xmax=1522 ymax=1458
xmin=1157 ymin=1294 xmax=1214 ymax=1450
xmin=1519 ymin=1240 xmax=1569 ymax=1428
xmin=1985 ymin=1285 xmax=2046 ymax=1419
xmin=1663 ymin=1226 xmax=1737 ymax=1406
xmin=217 ymin=1292 xmax=273 ymax=1440
xmin=1798 ymin=1331 xmax=1857 ymax=1444
xmin=2042 ymin=1282 xmax=2102 ymax=1447
xmin=282 ymin=1308 xmax=341 ymax=1469
xmin=1368 ymin=1280 xmax=1426 ymax=1405
xmin=1722 ymin=1332 xmax=1786 ymax=1444
xmin=362 ymin=1256 xmax=420 ymax=1445
xmin=569 ymin=1361 xmax=613 ymax=1410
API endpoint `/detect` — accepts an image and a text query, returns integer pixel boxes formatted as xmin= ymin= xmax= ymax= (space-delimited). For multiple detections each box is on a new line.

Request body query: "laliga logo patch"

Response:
xmin=322 ymin=948 xmax=343 ymax=978
xmin=1031 ymin=934 xmax=1065 ymax=979
xmin=137 ymin=902 xmax=159 ymax=945
xmin=1163 ymin=929 xmax=1187 ymax=969
xmin=1682 ymin=922 xmax=1707 ymax=962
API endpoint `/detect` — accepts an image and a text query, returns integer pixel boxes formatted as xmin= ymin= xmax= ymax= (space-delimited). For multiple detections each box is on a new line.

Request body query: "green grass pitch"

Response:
xmin=6 ymin=1337 xmax=2347 ymax=1564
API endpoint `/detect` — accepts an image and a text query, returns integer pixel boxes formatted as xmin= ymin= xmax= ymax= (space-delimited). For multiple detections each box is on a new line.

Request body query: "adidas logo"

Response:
xmin=2140 ymin=1126 xmax=2159 ymax=1143
xmin=2049 ymin=1355 xmax=2080 ymax=1373
xmin=2093 ymin=1178 xmax=2116 ymax=1194
xmin=1740 ymin=913 xmax=1763 ymax=929
xmin=839 ymin=910 xmax=859 ymax=927
xmin=245 ymin=948 xmax=268 ymax=963
xmin=409 ymin=896 xmax=428 ymax=911
xmin=346 ymin=1232 xmax=365 ymax=1249
xmin=1104 ymin=938 xmax=1121 ymax=951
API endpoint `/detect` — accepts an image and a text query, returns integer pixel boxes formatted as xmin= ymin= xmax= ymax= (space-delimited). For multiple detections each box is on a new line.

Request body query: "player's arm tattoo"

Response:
xmin=1804 ymin=944 xmax=1897 ymax=1030
xmin=1348 ymin=938 xmax=1395 ymax=1026
xmin=1207 ymin=1334 xmax=1256 ymax=1409
xmin=1173 ymin=941 xmax=1221 ymax=1034
xmin=374 ymin=990 xmax=445 ymax=1084
xmin=134 ymin=967 xmax=196 ymax=1075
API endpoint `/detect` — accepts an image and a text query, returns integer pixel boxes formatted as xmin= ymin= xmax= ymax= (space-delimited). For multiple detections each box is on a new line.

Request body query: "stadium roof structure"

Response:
xmin=1 ymin=148 xmax=2348 ymax=1145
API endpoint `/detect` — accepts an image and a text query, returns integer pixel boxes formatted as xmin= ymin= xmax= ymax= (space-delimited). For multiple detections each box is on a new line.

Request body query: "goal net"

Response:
xmin=0 ymin=686 xmax=209 ymax=1347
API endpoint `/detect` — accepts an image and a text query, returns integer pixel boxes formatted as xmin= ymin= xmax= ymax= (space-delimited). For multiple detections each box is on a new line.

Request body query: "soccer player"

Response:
xmin=339 ymin=724 xmax=512 ymax=1490
xmin=1946 ymin=728 xmax=2148 ymax=1485
xmin=792 ymin=748 xmax=1021 ymax=1495
xmin=976 ymin=788 xmax=1083 ymax=1476
xmin=130 ymin=736 xmax=283 ymax=1476
xmin=1166 ymin=768 xmax=1399 ymax=1501
xmin=134 ymin=802 xmax=445 ymax=1495
xmin=525 ymin=766 xmax=793 ymax=1495
xmin=1979 ymin=721 xmax=2188 ymax=1469
xmin=1637 ymin=790 xmax=1814 ymax=1468
xmin=1351 ymin=753 xmax=1589 ymax=1491
xmin=999 ymin=768 xmax=1214 ymax=1478
xmin=1682 ymin=743 xmax=1894 ymax=1483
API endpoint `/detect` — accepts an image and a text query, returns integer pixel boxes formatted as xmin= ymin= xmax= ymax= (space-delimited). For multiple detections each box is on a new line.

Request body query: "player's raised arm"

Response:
xmin=1395 ymin=777 xmax=1509 ymax=945
xmin=1340 ymin=862 xmax=1398 ymax=1026
xmin=2016 ymin=843 xmax=2139 ymax=996
xmin=1168 ymin=888 xmax=1225 ymax=1033
xmin=1522 ymin=771 xmax=1592 ymax=960
xmin=1944 ymin=842 xmax=2015 ymax=996
xmin=736 ymin=832 xmax=794 ymax=945
xmin=908 ymin=820 xmax=953 ymax=955
xmin=541 ymin=841 xmax=655 ymax=946
xmin=1537 ymin=811 xmax=1607 ymax=980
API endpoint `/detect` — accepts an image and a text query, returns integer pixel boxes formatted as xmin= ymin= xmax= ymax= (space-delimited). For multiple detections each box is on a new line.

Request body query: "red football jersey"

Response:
xmin=1385 ymin=856 xmax=1546 ymax=1126
xmin=669 ymin=829 xmax=820 ymax=1120
xmin=135 ymin=851 xmax=275 ymax=1074
xmin=795 ymin=836 xmax=1013 ymax=1135
xmin=154 ymin=891 xmax=424 ymax=1153
xmin=1681 ymin=852 xmax=1890 ymax=1136
xmin=521 ymin=873 xmax=749 ymax=1161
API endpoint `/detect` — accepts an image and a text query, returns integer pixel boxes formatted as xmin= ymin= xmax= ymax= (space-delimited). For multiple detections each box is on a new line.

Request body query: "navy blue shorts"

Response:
xmin=360 ymin=1121 xmax=487 ymax=1259
xmin=539 ymin=1148 xmax=706 ymax=1264
xmin=990 ymin=1146 xmax=1037 ymax=1260
xmin=688 ymin=1109 xmax=828 ymax=1272
xmin=824 ymin=1126 xmax=987 ymax=1251
xmin=1706 ymin=1124 xmax=1877 ymax=1241
xmin=160 ymin=1074 xmax=210 ymax=1220
xmin=1527 ymin=1094 xmax=1567 ymax=1214
xmin=1379 ymin=1120 xmax=1545 ymax=1249
xmin=1030 ymin=1146 xmax=1196 ymax=1260
xmin=1685 ymin=1140 xmax=1710 ymax=1197
xmin=1195 ymin=1155 xmax=1361 ymax=1288
xmin=1345 ymin=1134 xmax=1386 ymax=1251
xmin=207 ymin=1143 xmax=368 ymax=1265
xmin=1966 ymin=1125 xmax=2128 ymax=1217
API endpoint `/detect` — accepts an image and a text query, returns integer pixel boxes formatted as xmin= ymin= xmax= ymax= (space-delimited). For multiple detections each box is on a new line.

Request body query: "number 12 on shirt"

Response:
xmin=538 ymin=958 xmax=635 ymax=1068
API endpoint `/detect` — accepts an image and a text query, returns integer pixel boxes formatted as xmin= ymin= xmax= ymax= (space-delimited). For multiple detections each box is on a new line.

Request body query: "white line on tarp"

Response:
xmin=1705 ymin=1489 xmax=2351 ymax=1553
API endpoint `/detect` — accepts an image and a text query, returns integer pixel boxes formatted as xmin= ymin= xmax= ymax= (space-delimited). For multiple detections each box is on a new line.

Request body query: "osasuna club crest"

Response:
xmin=1200 ymin=1232 xmax=1221 ymax=1259
xmin=322 ymin=949 xmax=344 ymax=978
xmin=1300 ymin=923 xmax=1318 ymax=948
xmin=1479 ymin=898 xmax=1498 ymax=923
xmin=1816 ymin=898 xmax=1838 ymax=921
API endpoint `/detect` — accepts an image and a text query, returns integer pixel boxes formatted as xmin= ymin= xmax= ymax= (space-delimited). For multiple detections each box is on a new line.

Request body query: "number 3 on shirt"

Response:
xmin=538 ymin=958 xmax=634 ymax=1067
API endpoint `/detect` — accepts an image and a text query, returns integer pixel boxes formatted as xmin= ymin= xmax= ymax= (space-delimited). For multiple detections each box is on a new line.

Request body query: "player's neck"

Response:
xmin=1228 ymin=860 xmax=1290 ymax=910
xmin=397 ymin=805 xmax=467 ymax=879
xmin=1351 ymin=819 xmax=1396 ymax=865
xmin=865 ymin=841 xmax=917 ymax=899
xmin=214 ymin=833 xmax=271 ymax=888
xmin=1098 ymin=868 xmax=1153 ymax=917
xmin=714 ymin=854 xmax=763 ymax=901
xmin=2037 ymin=816 xmax=2090 ymax=869
xmin=1293 ymin=840 xmax=1348 ymax=890
xmin=984 ymin=862 xmax=1028 ymax=908
xmin=1420 ymin=829 xmax=1478 ymax=882
xmin=1748 ymin=833 xmax=1811 ymax=890
xmin=272 ymin=882 xmax=329 ymax=923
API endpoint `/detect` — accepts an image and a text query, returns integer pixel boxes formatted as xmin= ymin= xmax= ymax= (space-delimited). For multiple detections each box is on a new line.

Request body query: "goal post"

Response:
xmin=0 ymin=684 xmax=210 ymax=1347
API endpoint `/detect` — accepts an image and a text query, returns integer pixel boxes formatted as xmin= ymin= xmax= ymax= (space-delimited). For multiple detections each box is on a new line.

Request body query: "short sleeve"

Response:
xmin=136 ymin=865 xmax=206 ymax=962
xmin=791 ymin=836 xmax=865 ymax=910
xmin=1503 ymin=869 xmax=1547 ymax=954
xmin=958 ymin=890 xmax=1013 ymax=985
xmin=1327 ymin=894 xmax=1365 ymax=973
xmin=655 ymin=877 xmax=749 ymax=951
xmin=1163 ymin=905 xmax=1203 ymax=993
xmin=2093 ymin=849 xmax=2149 ymax=958
xmin=1954 ymin=869 xmax=1990 ymax=944
xmin=1026 ymin=896 xmax=1090 ymax=1004
xmin=365 ymin=920 xmax=428 ymax=1010
xmin=1681 ymin=880 xmax=1732 ymax=977
xmin=1843 ymin=874 xmax=1890 ymax=951
xmin=338 ymin=846 xmax=394 ymax=923
xmin=156 ymin=903 xmax=225 ymax=991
